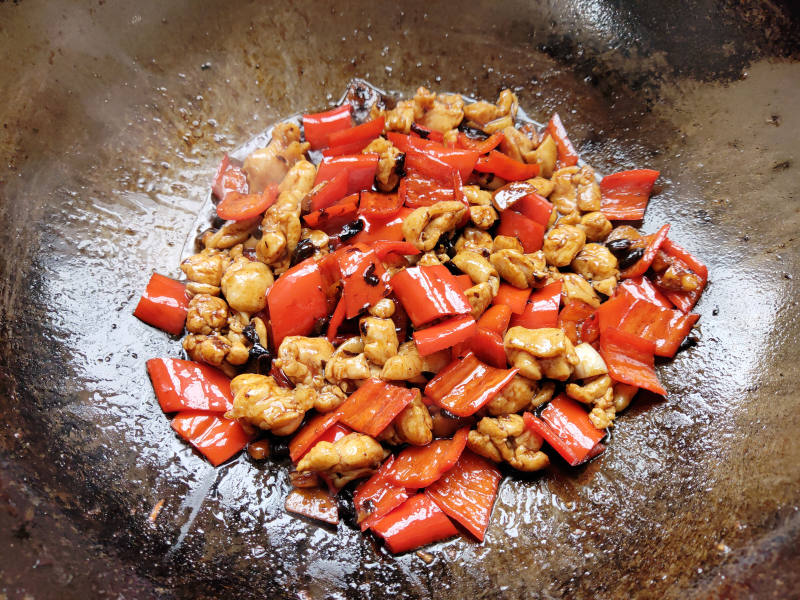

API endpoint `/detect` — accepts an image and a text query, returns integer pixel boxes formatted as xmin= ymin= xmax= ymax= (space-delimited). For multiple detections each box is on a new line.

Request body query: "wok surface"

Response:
xmin=1 ymin=1 xmax=799 ymax=598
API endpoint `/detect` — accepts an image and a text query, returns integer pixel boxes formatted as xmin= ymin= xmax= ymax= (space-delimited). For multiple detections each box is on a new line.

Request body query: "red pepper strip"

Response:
xmin=474 ymin=150 xmax=540 ymax=181
xmin=211 ymin=154 xmax=248 ymax=200
xmin=404 ymin=150 xmax=459 ymax=185
xmin=321 ymin=139 xmax=373 ymax=157
xmin=350 ymin=208 xmax=413 ymax=245
xmin=599 ymin=327 xmax=666 ymax=395
xmin=309 ymin=170 xmax=348 ymax=212
xmin=456 ymin=328 xmax=507 ymax=368
xmin=656 ymin=238 xmax=709 ymax=313
xmin=600 ymin=169 xmax=660 ymax=221
xmin=492 ymin=283 xmax=531 ymax=314
xmin=546 ymin=113 xmax=579 ymax=167
xmin=509 ymin=192 xmax=554 ymax=228
xmin=216 ymin=185 xmax=279 ymax=221
xmin=387 ymin=133 xmax=480 ymax=180
xmin=510 ymin=281 xmax=562 ymax=330
xmin=425 ymin=449 xmax=502 ymax=541
xmin=268 ymin=258 xmax=329 ymax=346
xmin=456 ymin=131 xmax=505 ymax=154
xmin=398 ymin=173 xmax=456 ymax=208
xmin=327 ymin=116 xmax=385 ymax=149
xmin=171 ymin=411 xmax=254 ymax=466
xmin=619 ymin=223 xmax=671 ymax=279
xmin=385 ymin=427 xmax=469 ymax=488
xmin=410 ymin=122 xmax=445 ymax=143
xmin=371 ymin=241 xmax=420 ymax=262
xmin=558 ymin=300 xmax=597 ymax=345
xmin=315 ymin=153 xmax=379 ymax=195
xmin=303 ymin=193 xmax=360 ymax=232
xmin=453 ymin=274 xmax=473 ymax=293
xmin=581 ymin=312 xmax=600 ymax=345
xmin=284 ymin=488 xmax=339 ymax=525
xmin=289 ymin=411 xmax=341 ymax=463
xmin=133 ymin=273 xmax=189 ymax=335
xmin=354 ymin=456 xmax=410 ymax=531
xmin=146 ymin=358 xmax=233 ymax=413
xmin=338 ymin=244 xmax=390 ymax=318
xmin=314 ymin=422 xmax=352 ymax=446
xmin=389 ymin=265 xmax=472 ymax=328
xmin=496 ymin=209 xmax=545 ymax=253
xmin=425 ymin=352 xmax=518 ymax=417
xmin=336 ymin=379 xmax=417 ymax=437
xmin=477 ymin=304 xmax=513 ymax=336
xmin=302 ymin=104 xmax=353 ymax=150
xmin=413 ymin=315 xmax=478 ymax=356
xmin=523 ymin=395 xmax=604 ymax=466
xmin=359 ymin=191 xmax=402 ymax=219
xmin=371 ymin=493 xmax=459 ymax=554
xmin=617 ymin=276 xmax=673 ymax=309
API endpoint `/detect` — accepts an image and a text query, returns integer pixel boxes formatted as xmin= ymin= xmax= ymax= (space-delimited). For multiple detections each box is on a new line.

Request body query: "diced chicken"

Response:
xmin=227 ymin=374 xmax=316 ymax=436
xmin=296 ymin=433 xmax=388 ymax=488
xmin=467 ymin=414 xmax=549 ymax=472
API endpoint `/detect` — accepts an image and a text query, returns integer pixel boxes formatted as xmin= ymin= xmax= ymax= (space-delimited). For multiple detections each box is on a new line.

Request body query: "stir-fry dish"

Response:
xmin=134 ymin=83 xmax=707 ymax=554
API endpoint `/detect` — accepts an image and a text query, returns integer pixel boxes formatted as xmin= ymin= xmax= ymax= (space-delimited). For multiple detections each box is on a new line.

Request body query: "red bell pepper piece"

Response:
xmin=492 ymin=283 xmax=531 ymax=314
xmin=477 ymin=304 xmax=513 ymax=336
xmin=302 ymin=104 xmax=353 ymax=149
xmin=354 ymin=456 xmax=410 ymax=531
xmin=410 ymin=122 xmax=445 ymax=143
xmin=425 ymin=449 xmax=502 ymax=541
xmin=558 ymin=300 xmax=597 ymax=345
xmin=146 ymin=358 xmax=233 ymax=413
xmin=510 ymin=282 xmax=562 ymax=329
xmin=453 ymin=274 xmax=474 ymax=293
xmin=289 ymin=411 xmax=342 ymax=463
xmin=523 ymin=394 xmax=605 ymax=466
xmin=284 ymin=488 xmax=339 ymax=525
xmin=619 ymin=224 xmax=671 ymax=279
xmin=384 ymin=427 xmax=469 ymax=488
xmin=326 ymin=116 xmax=384 ymax=149
xmin=371 ymin=493 xmax=459 ymax=553
xmin=425 ymin=352 xmax=518 ymax=417
xmin=326 ymin=294 xmax=347 ymax=342
xmin=371 ymin=241 xmax=420 ymax=262
xmin=359 ymin=191 xmax=402 ymax=219
xmin=496 ymin=209 xmax=545 ymax=253
xmin=315 ymin=153 xmax=379 ymax=195
xmin=599 ymin=327 xmax=666 ymax=395
xmin=303 ymin=193 xmax=360 ymax=232
xmin=350 ymin=208 xmax=413 ymax=245
xmin=389 ymin=265 xmax=472 ymax=327
xmin=617 ymin=276 xmax=673 ymax=309
xmin=388 ymin=133 xmax=480 ymax=180
xmin=600 ymin=169 xmax=660 ymax=221
xmin=335 ymin=379 xmax=417 ymax=437
xmin=216 ymin=185 xmax=279 ymax=221
xmin=454 ymin=328 xmax=507 ymax=368
xmin=654 ymin=238 xmax=708 ymax=313
xmin=133 ymin=273 xmax=189 ymax=335
xmin=474 ymin=150 xmax=540 ymax=181
xmin=413 ymin=315 xmax=478 ymax=356
xmin=338 ymin=244 xmax=390 ymax=318
xmin=456 ymin=131 xmax=505 ymax=154
xmin=398 ymin=173 xmax=456 ymax=208
xmin=268 ymin=258 xmax=329 ymax=346
xmin=510 ymin=192 xmax=554 ymax=228
xmin=211 ymin=154 xmax=248 ymax=200
xmin=171 ymin=411 xmax=253 ymax=466
xmin=546 ymin=113 xmax=579 ymax=167
xmin=309 ymin=170 xmax=348 ymax=212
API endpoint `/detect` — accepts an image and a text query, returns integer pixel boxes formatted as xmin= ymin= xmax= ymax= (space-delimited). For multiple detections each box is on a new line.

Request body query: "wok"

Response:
xmin=1 ymin=1 xmax=799 ymax=598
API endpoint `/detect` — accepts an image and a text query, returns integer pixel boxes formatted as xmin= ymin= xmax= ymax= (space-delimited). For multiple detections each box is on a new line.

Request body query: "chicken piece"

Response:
xmin=567 ymin=374 xmax=614 ymax=405
xmin=490 ymin=249 xmax=548 ymax=289
xmin=242 ymin=122 xmax=309 ymax=193
xmin=455 ymin=226 xmax=493 ymax=256
xmin=452 ymin=250 xmax=500 ymax=294
xmin=524 ymin=134 xmax=557 ymax=178
xmin=606 ymin=225 xmax=642 ymax=243
xmin=543 ymin=224 xmax=586 ymax=267
xmin=295 ymin=228 xmax=331 ymax=262
xmin=412 ymin=88 xmax=464 ymax=133
xmin=403 ymin=201 xmax=468 ymax=252
xmin=558 ymin=210 xmax=582 ymax=226
xmin=485 ymin=375 xmax=538 ymax=416
xmin=462 ymin=185 xmax=493 ymax=207
xmin=549 ymin=166 xmax=601 ymax=215
xmin=202 ymin=217 xmax=261 ymax=250
xmin=363 ymin=137 xmax=404 ymax=192
xmin=492 ymin=235 xmax=524 ymax=254
xmin=324 ymin=337 xmax=371 ymax=385
xmin=314 ymin=384 xmax=348 ymax=413
xmin=379 ymin=392 xmax=433 ymax=447
xmin=181 ymin=248 xmax=230 ymax=296
xmin=227 ymin=373 xmax=316 ymax=436
xmin=578 ymin=211 xmax=613 ymax=242
xmin=571 ymin=243 xmax=619 ymax=297
xmin=573 ymin=342 xmax=608 ymax=379
xmin=560 ymin=273 xmax=601 ymax=308
xmin=613 ymin=382 xmax=639 ymax=413
xmin=274 ymin=336 xmax=334 ymax=389
xmin=525 ymin=176 xmax=555 ymax=198
xmin=416 ymin=251 xmax=443 ymax=266
xmin=650 ymin=250 xmax=703 ymax=292
xmin=183 ymin=332 xmax=231 ymax=370
xmin=500 ymin=126 xmax=536 ymax=163
xmin=296 ymin=433 xmax=388 ymax=488
xmin=465 ymin=281 xmax=494 ymax=319
xmin=470 ymin=205 xmax=498 ymax=230
xmin=224 ymin=310 xmax=253 ymax=366
xmin=185 ymin=294 xmax=229 ymax=335
xmin=380 ymin=341 xmax=423 ymax=381
xmin=530 ymin=380 xmax=557 ymax=409
xmin=463 ymin=101 xmax=498 ymax=126
xmin=504 ymin=326 xmax=580 ymax=381
xmin=467 ymin=415 xmax=549 ymax=472
xmin=219 ymin=257 xmax=274 ymax=314
xmin=381 ymin=99 xmax=416 ymax=133
xmin=368 ymin=298 xmax=395 ymax=319
xmin=360 ymin=316 xmax=399 ymax=367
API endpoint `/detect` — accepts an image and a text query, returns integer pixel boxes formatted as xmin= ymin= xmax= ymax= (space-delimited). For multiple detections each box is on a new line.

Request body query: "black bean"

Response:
xmin=290 ymin=238 xmax=316 ymax=266
xmin=337 ymin=219 xmax=365 ymax=242
xmin=363 ymin=263 xmax=380 ymax=286
xmin=618 ymin=248 xmax=644 ymax=270
xmin=605 ymin=238 xmax=633 ymax=256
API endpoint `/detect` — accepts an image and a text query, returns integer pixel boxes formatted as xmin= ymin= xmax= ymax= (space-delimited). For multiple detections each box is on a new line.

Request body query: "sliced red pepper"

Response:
xmin=285 ymin=488 xmax=339 ymax=525
xmin=477 ymin=304 xmax=513 ymax=336
xmin=268 ymin=258 xmax=328 ymax=346
xmin=558 ymin=300 xmax=597 ymax=345
xmin=655 ymin=238 xmax=709 ymax=313
xmin=617 ymin=276 xmax=673 ymax=309
xmin=413 ymin=315 xmax=478 ymax=356
xmin=599 ymin=327 xmax=666 ymax=395
xmin=211 ymin=154 xmax=248 ymax=200
xmin=335 ymin=379 xmax=417 ymax=437
xmin=384 ymin=427 xmax=469 ymax=488
xmin=510 ymin=281 xmax=562 ymax=329
xmin=510 ymin=192 xmax=554 ymax=228
xmin=496 ymin=209 xmax=545 ymax=253
xmin=455 ymin=328 xmax=507 ymax=368
xmin=492 ymin=283 xmax=531 ymax=314
xmin=321 ymin=139 xmax=373 ymax=157
xmin=289 ymin=411 xmax=342 ymax=463
xmin=350 ymin=208 xmax=413 ymax=245
xmin=404 ymin=150 xmax=460 ymax=185
xmin=146 ymin=358 xmax=233 ymax=413
xmin=359 ymin=191 xmax=402 ymax=219
xmin=410 ymin=122 xmax=445 ymax=143
xmin=315 ymin=153 xmax=379 ymax=195
xmin=303 ymin=193 xmax=360 ymax=232
xmin=388 ymin=133 xmax=479 ymax=180
xmin=546 ymin=113 xmax=579 ymax=167
xmin=216 ymin=185 xmax=279 ymax=221
xmin=425 ymin=449 xmax=502 ymax=541
xmin=371 ymin=241 xmax=420 ymax=262
xmin=619 ymin=224 xmax=671 ymax=279
xmin=523 ymin=394 xmax=604 ymax=466
xmin=171 ymin=411 xmax=253 ymax=466
xmin=456 ymin=131 xmax=505 ymax=154
xmin=309 ymin=170 xmax=348 ymax=212
xmin=133 ymin=273 xmax=189 ymax=335
xmin=474 ymin=150 xmax=540 ymax=181
xmin=600 ymin=169 xmax=660 ymax=221
xmin=326 ymin=294 xmax=347 ymax=342
xmin=326 ymin=116 xmax=385 ymax=150
xmin=338 ymin=244 xmax=390 ymax=318
xmin=302 ymin=104 xmax=353 ymax=150
xmin=354 ymin=456 xmax=410 ymax=531
xmin=425 ymin=352 xmax=518 ymax=417
xmin=398 ymin=173 xmax=456 ymax=208
xmin=453 ymin=274 xmax=474 ymax=293
xmin=371 ymin=493 xmax=459 ymax=553
xmin=389 ymin=265 xmax=472 ymax=327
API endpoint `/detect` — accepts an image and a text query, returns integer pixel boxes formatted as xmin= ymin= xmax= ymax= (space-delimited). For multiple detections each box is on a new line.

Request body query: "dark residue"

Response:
xmin=363 ymin=264 xmax=380 ymax=286
xmin=290 ymin=238 xmax=316 ymax=267
xmin=336 ymin=219 xmax=364 ymax=242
